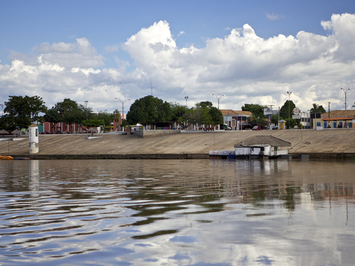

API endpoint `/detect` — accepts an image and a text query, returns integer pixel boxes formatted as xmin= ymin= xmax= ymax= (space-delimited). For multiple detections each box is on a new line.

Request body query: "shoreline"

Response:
xmin=1 ymin=129 xmax=355 ymax=160
xmin=9 ymin=152 xmax=355 ymax=160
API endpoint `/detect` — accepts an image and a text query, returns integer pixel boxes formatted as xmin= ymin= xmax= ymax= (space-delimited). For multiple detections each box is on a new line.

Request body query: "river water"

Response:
xmin=0 ymin=159 xmax=354 ymax=266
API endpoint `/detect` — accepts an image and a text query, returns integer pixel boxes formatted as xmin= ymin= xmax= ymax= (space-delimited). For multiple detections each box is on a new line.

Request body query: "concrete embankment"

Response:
xmin=1 ymin=129 xmax=355 ymax=159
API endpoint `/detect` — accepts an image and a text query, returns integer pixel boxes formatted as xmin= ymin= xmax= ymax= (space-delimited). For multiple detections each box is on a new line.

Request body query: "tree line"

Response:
xmin=240 ymin=101 xmax=326 ymax=129
xmin=0 ymin=95 xmax=224 ymax=131
xmin=126 ymin=96 xmax=223 ymax=128
xmin=0 ymin=94 xmax=326 ymax=131
xmin=0 ymin=96 xmax=118 ymax=132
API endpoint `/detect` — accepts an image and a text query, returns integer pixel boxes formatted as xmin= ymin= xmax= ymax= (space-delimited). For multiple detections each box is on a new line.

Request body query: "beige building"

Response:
xmin=313 ymin=110 xmax=355 ymax=129
xmin=220 ymin=109 xmax=252 ymax=130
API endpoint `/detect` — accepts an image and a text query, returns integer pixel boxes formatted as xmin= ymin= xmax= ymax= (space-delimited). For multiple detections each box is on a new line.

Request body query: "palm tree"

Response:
xmin=310 ymin=104 xmax=326 ymax=114
xmin=112 ymin=109 xmax=120 ymax=131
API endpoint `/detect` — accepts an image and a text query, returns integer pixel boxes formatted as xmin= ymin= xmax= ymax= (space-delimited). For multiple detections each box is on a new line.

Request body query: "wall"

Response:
xmin=136 ymin=130 xmax=181 ymax=138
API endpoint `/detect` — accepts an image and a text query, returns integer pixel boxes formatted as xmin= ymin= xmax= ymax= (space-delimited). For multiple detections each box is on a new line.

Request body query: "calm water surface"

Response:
xmin=0 ymin=159 xmax=355 ymax=266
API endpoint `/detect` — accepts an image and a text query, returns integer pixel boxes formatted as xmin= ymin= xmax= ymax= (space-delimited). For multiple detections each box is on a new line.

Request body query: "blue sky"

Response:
xmin=1 ymin=0 xmax=355 ymax=113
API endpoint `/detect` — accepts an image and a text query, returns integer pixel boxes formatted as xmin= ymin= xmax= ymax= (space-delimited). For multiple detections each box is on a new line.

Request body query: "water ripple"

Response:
xmin=0 ymin=159 xmax=355 ymax=265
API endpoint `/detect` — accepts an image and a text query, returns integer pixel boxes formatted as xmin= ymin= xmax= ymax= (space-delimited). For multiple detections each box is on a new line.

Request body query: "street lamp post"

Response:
xmin=184 ymin=96 xmax=188 ymax=107
xmin=84 ymin=101 xmax=88 ymax=119
xmin=287 ymin=91 xmax=292 ymax=129
xmin=115 ymin=98 xmax=130 ymax=120
xmin=212 ymin=94 xmax=224 ymax=109
xmin=340 ymin=88 xmax=350 ymax=118
xmin=268 ymin=105 xmax=274 ymax=130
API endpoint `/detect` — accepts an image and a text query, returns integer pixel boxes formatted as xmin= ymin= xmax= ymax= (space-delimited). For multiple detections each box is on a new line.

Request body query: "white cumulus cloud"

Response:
xmin=1 ymin=14 xmax=355 ymax=113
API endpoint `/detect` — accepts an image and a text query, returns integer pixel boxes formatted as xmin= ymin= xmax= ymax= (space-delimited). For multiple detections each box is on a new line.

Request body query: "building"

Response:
xmin=219 ymin=109 xmax=252 ymax=130
xmin=313 ymin=110 xmax=355 ymax=129
xmin=209 ymin=135 xmax=291 ymax=159
xmin=300 ymin=112 xmax=311 ymax=129
xmin=40 ymin=122 xmax=84 ymax=133
xmin=39 ymin=113 xmax=124 ymax=133
xmin=234 ymin=135 xmax=291 ymax=159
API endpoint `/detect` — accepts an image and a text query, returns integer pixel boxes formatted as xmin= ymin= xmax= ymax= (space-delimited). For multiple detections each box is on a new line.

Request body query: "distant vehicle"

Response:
xmin=266 ymin=125 xmax=278 ymax=130
xmin=55 ymin=131 xmax=65 ymax=134
xmin=220 ymin=124 xmax=232 ymax=130
xmin=252 ymin=126 xmax=262 ymax=131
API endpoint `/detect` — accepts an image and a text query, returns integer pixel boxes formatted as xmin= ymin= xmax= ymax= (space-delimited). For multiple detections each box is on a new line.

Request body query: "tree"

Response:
xmin=97 ymin=111 xmax=113 ymax=132
xmin=247 ymin=114 xmax=267 ymax=127
xmin=170 ymin=103 xmax=189 ymax=128
xmin=279 ymin=100 xmax=297 ymax=129
xmin=242 ymin=104 xmax=267 ymax=119
xmin=112 ymin=109 xmax=120 ymax=131
xmin=182 ymin=101 xmax=223 ymax=128
xmin=45 ymin=98 xmax=91 ymax=132
xmin=0 ymin=115 xmax=17 ymax=131
xmin=3 ymin=95 xmax=47 ymax=130
xmin=182 ymin=108 xmax=202 ymax=128
xmin=196 ymin=101 xmax=213 ymax=109
xmin=120 ymin=119 xmax=130 ymax=128
xmin=209 ymin=106 xmax=223 ymax=125
xmin=279 ymin=100 xmax=296 ymax=120
xmin=310 ymin=104 xmax=326 ymax=114
xmin=285 ymin=118 xmax=297 ymax=129
xmin=242 ymin=104 xmax=267 ymax=126
xmin=82 ymin=118 xmax=104 ymax=136
xmin=271 ymin=114 xmax=279 ymax=124
xmin=44 ymin=107 xmax=62 ymax=132
xmin=126 ymin=95 xmax=172 ymax=125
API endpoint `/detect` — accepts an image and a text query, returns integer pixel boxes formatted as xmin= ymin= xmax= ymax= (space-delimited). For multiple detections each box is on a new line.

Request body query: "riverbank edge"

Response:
xmin=10 ymin=153 xmax=355 ymax=160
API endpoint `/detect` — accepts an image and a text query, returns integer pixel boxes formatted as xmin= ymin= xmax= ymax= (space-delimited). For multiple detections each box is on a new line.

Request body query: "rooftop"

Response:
xmin=220 ymin=109 xmax=252 ymax=116
xmin=322 ymin=117 xmax=354 ymax=121
xmin=321 ymin=110 xmax=355 ymax=118
xmin=235 ymin=135 xmax=291 ymax=147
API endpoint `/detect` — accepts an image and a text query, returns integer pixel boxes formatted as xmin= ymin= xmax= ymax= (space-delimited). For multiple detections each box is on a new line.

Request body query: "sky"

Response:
xmin=1 ymin=0 xmax=355 ymax=115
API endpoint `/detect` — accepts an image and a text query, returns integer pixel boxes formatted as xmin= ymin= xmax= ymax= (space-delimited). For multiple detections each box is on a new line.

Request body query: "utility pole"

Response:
xmin=184 ymin=96 xmax=188 ymax=107
xmin=268 ymin=105 xmax=274 ymax=129
xmin=150 ymin=77 xmax=153 ymax=96
xmin=212 ymin=94 xmax=224 ymax=109
xmin=287 ymin=91 xmax=292 ymax=129
xmin=340 ymin=88 xmax=350 ymax=118
xmin=84 ymin=101 xmax=88 ymax=119
xmin=328 ymin=102 xmax=331 ymax=118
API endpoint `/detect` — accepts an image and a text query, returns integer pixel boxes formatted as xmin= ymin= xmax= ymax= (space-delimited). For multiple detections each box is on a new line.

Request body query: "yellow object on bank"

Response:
xmin=1 ymin=156 xmax=13 ymax=160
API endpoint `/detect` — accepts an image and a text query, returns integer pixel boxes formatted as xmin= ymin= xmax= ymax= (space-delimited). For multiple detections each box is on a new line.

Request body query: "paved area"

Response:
xmin=1 ymin=129 xmax=355 ymax=158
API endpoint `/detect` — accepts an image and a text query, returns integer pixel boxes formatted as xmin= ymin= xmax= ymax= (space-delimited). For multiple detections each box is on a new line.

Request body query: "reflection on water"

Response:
xmin=0 ymin=159 xmax=355 ymax=265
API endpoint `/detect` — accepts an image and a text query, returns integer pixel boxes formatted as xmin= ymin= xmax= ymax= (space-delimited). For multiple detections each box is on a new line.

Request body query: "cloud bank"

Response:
xmin=1 ymin=13 xmax=355 ymax=113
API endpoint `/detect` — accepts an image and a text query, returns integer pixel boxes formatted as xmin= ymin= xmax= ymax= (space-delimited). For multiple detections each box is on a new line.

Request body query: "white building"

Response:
xmin=234 ymin=135 xmax=291 ymax=158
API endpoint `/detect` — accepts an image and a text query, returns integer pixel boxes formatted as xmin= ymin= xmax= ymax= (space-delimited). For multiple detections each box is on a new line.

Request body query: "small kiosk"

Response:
xmin=28 ymin=124 xmax=39 ymax=154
